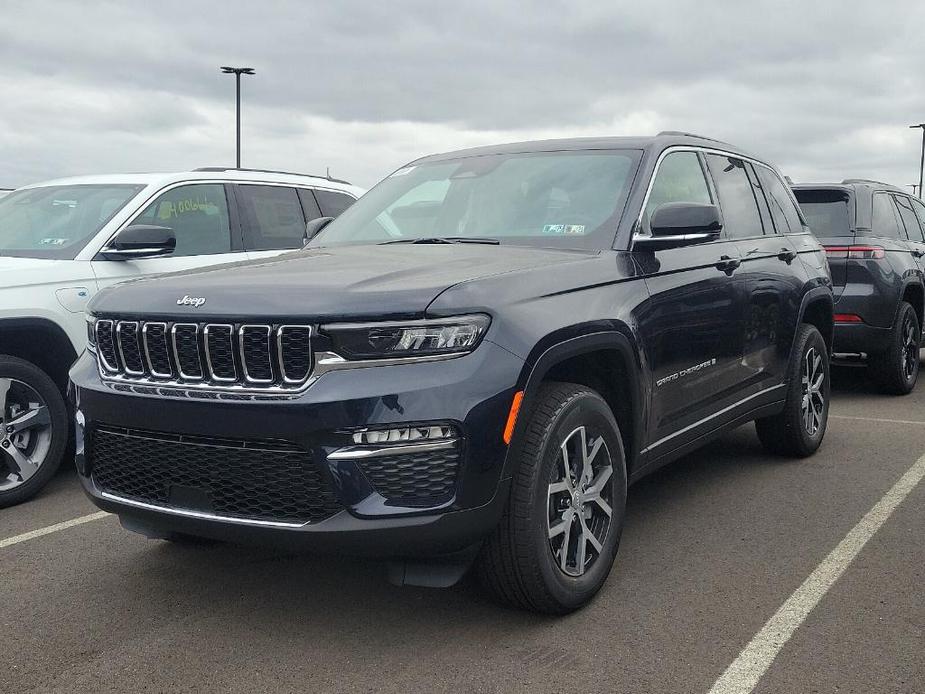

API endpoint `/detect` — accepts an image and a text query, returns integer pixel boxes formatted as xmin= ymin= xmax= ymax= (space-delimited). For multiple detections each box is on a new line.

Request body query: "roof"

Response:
xmin=410 ymin=131 xmax=758 ymax=165
xmin=16 ymin=169 xmax=363 ymax=196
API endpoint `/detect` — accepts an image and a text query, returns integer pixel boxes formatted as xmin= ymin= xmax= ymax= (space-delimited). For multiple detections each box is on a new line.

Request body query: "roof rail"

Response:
xmin=193 ymin=167 xmax=352 ymax=186
xmin=656 ymin=130 xmax=727 ymax=144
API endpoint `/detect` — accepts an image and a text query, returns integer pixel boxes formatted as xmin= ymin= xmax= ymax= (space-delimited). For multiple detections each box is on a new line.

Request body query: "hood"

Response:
xmin=0 ymin=256 xmax=91 ymax=291
xmin=89 ymin=244 xmax=598 ymax=321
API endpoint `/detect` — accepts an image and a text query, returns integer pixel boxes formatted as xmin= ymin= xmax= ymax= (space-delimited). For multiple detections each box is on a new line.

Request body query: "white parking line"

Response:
xmin=831 ymin=414 xmax=925 ymax=426
xmin=0 ymin=511 xmax=110 ymax=549
xmin=708 ymin=450 xmax=925 ymax=694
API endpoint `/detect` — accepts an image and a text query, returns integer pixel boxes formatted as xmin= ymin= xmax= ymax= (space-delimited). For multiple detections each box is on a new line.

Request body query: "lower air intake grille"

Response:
xmin=90 ymin=426 xmax=342 ymax=524
xmin=359 ymin=447 xmax=460 ymax=507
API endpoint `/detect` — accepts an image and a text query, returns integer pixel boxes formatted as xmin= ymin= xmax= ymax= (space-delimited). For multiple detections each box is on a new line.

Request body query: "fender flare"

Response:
xmin=505 ymin=329 xmax=645 ymax=475
xmin=795 ymin=287 xmax=834 ymax=353
xmin=896 ymin=278 xmax=925 ymax=326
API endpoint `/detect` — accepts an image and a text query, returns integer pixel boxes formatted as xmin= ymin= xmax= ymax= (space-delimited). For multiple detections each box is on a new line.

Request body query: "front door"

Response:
xmin=633 ymin=150 xmax=748 ymax=455
xmin=91 ymin=183 xmax=246 ymax=292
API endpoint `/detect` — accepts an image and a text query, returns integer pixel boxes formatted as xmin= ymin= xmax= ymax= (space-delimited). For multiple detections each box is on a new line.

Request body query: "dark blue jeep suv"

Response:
xmin=70 ymin=133 xmax=833 ymax=613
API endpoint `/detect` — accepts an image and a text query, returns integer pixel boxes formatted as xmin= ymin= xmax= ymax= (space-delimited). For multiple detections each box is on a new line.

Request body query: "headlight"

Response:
xmin=322 ymin=314 xmax=490 ymax=360
xmin=86 ymin=315 xmax=97 ymax=353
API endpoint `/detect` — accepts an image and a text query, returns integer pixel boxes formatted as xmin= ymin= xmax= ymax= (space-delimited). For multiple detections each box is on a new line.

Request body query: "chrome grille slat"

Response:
xmin=95 ymin=318 xmax=313 ymax=394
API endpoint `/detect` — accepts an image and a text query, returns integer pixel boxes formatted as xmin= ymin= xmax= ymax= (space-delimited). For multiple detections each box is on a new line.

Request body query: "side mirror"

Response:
xmin=633 ymin=203 xmax=723 ymax=251
xmin=100 ymin=225 xmax=176 ymax=260
xmin=303 ymin=216 xmax=334 ymax=246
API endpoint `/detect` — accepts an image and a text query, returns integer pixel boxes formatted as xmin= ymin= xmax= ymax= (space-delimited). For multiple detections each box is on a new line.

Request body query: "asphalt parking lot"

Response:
xmin=3 ymin=364 xmax=924 ymax=694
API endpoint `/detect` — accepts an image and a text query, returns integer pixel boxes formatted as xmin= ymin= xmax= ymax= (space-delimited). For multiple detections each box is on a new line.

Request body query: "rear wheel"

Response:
xmin=870 ymin=301 xmax=920 ymax=395
xmin=756 ymin=324 xmax=830 ymax=457
xmin=477 ymin=382 xmax=627 ymax=614
xmin=0 ymin=356 xmax=68 ymax=508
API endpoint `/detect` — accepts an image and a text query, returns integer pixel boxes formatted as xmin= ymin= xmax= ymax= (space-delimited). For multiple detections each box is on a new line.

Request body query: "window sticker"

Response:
xmin=542 ymin=224 xmax=586 ymax=235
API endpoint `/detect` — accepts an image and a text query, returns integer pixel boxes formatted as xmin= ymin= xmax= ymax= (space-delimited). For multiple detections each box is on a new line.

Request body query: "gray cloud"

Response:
xmin=1 ymin=0 xmax=924 ymax=190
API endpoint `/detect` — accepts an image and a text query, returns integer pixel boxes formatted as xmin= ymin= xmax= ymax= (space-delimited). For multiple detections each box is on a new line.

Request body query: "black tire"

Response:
xmin=869 ymin=301 xmax=920 ymax=395
xmin=0 ymin=355 xmax=69 ymax=508
xmin=477 ymin=382 xmax=627 ymax=614
xmin=756 ymin=324 xmax=830 ymax=457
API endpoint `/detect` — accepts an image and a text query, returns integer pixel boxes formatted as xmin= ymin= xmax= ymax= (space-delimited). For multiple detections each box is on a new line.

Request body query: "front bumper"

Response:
xmin=70 ymin=340 xmax=523 ymax=556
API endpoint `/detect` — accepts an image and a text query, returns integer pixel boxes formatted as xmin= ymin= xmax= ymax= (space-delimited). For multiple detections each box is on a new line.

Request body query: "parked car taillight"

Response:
xmin=823 ymin=245 xmax=885 ymax=260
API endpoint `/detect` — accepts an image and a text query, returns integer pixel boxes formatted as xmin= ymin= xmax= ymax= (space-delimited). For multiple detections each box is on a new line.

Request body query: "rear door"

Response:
xmin=634 ymin=150 xmax=747 ymax=454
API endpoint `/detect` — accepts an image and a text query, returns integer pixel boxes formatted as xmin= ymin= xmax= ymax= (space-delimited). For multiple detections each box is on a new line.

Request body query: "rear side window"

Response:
xmin=757 ymin=167 xmax=803 ymax=234
xmin=644 ymin=151 xmax=712 ymax=223
xmin=236 ymin=185 xmax=307 ymax=251
xmin=893 ymin=195 xmax=924 ymax=242
xmin=793 ymin=189 xmax=851 ymax=237
xmin=871 ymin=193 xmax=904 ymax=239
xmin=314 ymin=189 xmax=356 ymax=218
xmin=705 ymin=154 xmax=764 ymax=239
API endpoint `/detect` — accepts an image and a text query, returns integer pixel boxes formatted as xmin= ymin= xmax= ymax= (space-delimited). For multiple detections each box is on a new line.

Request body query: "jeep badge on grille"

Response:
xmin=177 ymin=295 xmax=207 ymax=307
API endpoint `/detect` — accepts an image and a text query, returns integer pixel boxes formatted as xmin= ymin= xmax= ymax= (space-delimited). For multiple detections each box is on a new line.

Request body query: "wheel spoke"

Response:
xmin=582 ymin=434 xmax=603 ymax=485
xmin=6 ymin=405 xmax=50 ymax=434
xmin=548 ymin=516 xmax=568 ymax=539
xmin=0 ymin=378 xmax=10 ymax=424
xmin=574 ymin=522 xmax=587 ymax=574
xmin=558 ymin=441 xmax=575 ymax=492
xmin=581 ymin=518 xmax=604 ymax=553
xmin=3 ymin=445 xmax=40 ymax=481
xmin=559 ymin=515 xmax=573 ymax=572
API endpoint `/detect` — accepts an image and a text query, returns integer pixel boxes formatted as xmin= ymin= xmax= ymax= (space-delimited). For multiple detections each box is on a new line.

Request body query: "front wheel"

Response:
xmin=756 ymin=324 xmax=830 ymax=457
xmin=0 ymin=356 xmax=69 ymax=508
xmin=477 ymin=382 xmax=627 ymax=614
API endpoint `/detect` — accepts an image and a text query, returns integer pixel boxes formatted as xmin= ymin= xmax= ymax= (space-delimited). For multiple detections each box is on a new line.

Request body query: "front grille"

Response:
xmin=95 ymin=319 xmax=313 ymax=392
xmin=90 ymin=426 xmax=342 ymax=524
xmin=359 ymin=447 xmax=460 ymax=507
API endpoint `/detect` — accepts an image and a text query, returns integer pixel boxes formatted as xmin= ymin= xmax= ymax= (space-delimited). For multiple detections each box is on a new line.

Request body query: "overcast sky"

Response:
xmin=2 ymin=0 xmax=925 ymax=191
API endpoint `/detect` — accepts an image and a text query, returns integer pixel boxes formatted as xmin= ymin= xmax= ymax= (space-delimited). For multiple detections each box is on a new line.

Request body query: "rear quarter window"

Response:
xmin=793 ymin=189 xmax=852 ymax=238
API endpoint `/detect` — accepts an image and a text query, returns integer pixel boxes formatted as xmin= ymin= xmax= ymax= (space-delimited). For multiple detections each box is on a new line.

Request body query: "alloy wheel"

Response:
xmin=800 ymin=347 xmax=825 ymax=436
xmin=0 ymin=378 xmax=54 ymax=492
xmin=547 ymin=425 xmax=614 ymax=577
xmin=901 ymin=313 xmax=919 ymax=382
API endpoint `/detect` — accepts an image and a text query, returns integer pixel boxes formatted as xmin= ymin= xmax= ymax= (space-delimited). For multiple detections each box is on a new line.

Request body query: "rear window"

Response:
xmin=793 ymin=189 xmax=852 ymax=237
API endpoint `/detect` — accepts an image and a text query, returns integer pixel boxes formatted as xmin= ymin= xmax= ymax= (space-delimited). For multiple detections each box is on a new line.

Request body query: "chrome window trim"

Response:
xmin=116 ymin=321 xmax=144 ymax=376
xmin=95 ymin=319 xmax=118 ymax=371
xmin=239 ymin=324 xmax=274 ymax=384
xmin=171 ymin=323 xmax=203 ymax=380
xmin=141 ymin=322 xmax=172 ymax=378
xmin=203 ymin=324 xmax=237 ymax=382
xmin=277 ymin=325 xmax=313 ymax=384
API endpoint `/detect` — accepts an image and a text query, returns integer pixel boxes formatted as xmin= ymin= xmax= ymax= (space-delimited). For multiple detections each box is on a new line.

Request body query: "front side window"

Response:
xmin=893 ymin=195 xmax=924 ymax=242
xmin=871 ymin=193 xmax=903 ymax=239
xmin=0 ymin=184 xmax=142 ymax=259
xmin=314 ymin=189 xmax=356 ymax=218
xmin=130 ymin=184 xmax=232 ymax=257
xmin=236 ymin=185 xmax=306 ymax=251
xmin=757 ymin=167 xmax=803 ymax=234
xmin=643 ymin=151 xmax=712 ymax=227
xmin=911 ymin=197 xmax=925 ymax=240
xmin=306 ymin=150 xmax=641 ymax=251
xmin=705 ymin=155 xmax=764 ymax=239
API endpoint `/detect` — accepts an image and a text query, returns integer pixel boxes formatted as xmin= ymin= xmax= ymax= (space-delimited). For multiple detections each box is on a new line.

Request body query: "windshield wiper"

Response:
xmin=379 ymin=236 xmax=500 ymax=245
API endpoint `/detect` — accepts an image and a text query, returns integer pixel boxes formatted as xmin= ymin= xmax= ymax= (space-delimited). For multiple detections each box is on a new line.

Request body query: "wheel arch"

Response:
xmin=900 ymin=280 xmax=924 ymax=329
xmin=797 ymin=288 xmax=834 ymax=355
xmin=0 ymin=318 xmax=79 ymax=394
xmin=509 ymin=329 xmax=645 ymax=476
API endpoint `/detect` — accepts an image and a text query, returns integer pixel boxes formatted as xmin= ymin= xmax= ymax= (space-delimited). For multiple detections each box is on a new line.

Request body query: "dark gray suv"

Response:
xmin=793 ymin=180 xmax=925 ymax=394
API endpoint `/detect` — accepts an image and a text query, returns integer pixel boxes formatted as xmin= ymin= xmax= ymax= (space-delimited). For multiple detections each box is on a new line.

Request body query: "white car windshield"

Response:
xmin=0 ymin=184 xmax=142 ymax=259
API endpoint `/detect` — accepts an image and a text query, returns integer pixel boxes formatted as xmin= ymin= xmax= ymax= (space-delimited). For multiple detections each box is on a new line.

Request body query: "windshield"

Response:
xmin=0 ymin=184 xmax=143 ymax=259
xmin=308 ymin=150 xmax=641 ymax=250
xmin=794 ymin=189 xmax=852 ymax=238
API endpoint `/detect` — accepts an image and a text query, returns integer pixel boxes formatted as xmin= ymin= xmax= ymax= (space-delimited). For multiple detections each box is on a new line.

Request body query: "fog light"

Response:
xmin=352 ymin=425 xmax=454 ymax=445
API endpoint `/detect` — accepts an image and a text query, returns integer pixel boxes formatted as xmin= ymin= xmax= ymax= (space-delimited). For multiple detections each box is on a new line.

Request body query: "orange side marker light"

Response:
xmin=503 ymin=390 xmax=524 ymax=445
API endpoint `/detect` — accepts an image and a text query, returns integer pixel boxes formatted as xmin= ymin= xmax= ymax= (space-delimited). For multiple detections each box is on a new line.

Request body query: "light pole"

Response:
xmin=221 ymin=66 xmax=255 ymax=168
xmin=910 ymin=123 xmax=925 ymax=199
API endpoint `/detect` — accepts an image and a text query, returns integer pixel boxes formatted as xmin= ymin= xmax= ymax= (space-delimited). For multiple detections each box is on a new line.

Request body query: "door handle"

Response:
xmin=716 ymin=255 xmax=741 ymax=274
xmin=777 ymin=248 xmax=798 ymax=263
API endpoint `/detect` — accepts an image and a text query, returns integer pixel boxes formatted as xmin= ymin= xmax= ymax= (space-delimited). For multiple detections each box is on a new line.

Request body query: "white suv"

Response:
xmin=0 ymin=167 xmax=363 ymax=506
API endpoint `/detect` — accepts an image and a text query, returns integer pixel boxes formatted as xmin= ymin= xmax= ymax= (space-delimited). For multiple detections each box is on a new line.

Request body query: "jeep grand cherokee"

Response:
xmin=69 ymin=133 xmax=833 ymax=614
